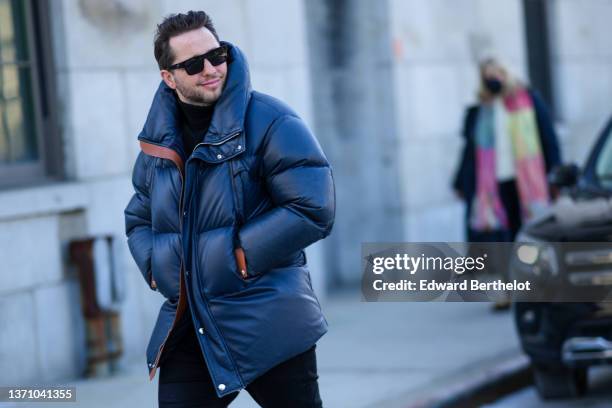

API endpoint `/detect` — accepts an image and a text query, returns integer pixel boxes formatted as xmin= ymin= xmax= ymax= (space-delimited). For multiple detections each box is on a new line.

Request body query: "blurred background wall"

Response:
xmin=1 ymin=0 xmax=612 ymax=385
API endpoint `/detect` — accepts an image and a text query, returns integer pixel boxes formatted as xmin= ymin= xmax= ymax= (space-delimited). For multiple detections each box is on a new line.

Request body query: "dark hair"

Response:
xmin=154 ymin=11 xmax=219 ymax=70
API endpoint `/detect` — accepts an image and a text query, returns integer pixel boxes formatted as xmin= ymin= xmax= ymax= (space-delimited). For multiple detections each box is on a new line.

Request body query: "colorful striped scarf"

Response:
xmin=469 ymin=88 xmax=550 ymax=231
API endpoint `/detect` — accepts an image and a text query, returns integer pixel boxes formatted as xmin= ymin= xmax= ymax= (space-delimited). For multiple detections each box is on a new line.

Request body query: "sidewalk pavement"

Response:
xmin=4 ymin=291 xmax=524 ymax=408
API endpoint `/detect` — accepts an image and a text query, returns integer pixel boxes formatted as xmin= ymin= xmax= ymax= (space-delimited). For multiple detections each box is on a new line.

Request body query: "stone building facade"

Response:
xmin=1 ymin=0 xmax=611 ymax=384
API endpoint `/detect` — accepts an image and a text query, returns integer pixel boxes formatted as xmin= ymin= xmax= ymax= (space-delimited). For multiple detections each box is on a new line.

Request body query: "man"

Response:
xmin=124 ymin=11 xmax=335 ymax=408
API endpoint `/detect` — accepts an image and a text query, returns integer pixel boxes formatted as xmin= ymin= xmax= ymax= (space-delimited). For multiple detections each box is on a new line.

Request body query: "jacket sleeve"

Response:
xmin=530 ymin=89 xmax=562 ymax=172
xmin=237 ymin=114 xmax=336 ymax=275
xmin=452 ymin=106 xmax=477 ymax=194
xmin=124 ymin=151 xmax=156 ymax=290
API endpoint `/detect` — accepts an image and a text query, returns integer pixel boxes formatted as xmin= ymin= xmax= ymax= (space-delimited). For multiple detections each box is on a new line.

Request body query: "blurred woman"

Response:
xmin=453 ymin=58 xmax=561 ymax=241
xmin=452 ymin=58 xmax=562 ymax=308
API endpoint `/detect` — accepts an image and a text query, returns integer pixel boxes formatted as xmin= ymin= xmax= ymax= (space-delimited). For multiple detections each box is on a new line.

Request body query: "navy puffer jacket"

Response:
xmin=124 ymin=42 xmax=335 ymax=397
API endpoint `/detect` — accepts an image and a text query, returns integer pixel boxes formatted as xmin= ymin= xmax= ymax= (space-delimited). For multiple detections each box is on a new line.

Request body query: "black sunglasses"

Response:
xmin=168 ymin=45 xmax=229 ymax=75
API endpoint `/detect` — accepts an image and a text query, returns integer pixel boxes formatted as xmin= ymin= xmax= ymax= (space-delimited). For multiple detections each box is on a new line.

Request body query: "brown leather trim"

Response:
xmin=140 ymin=140 xmax=184 ymax=174
xmin=140 ymin=139 xmax=186 ymax=381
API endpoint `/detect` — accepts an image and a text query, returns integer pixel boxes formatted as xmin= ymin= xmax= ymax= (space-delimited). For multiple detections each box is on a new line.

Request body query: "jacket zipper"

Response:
xmin=177 ymin=140 xmax=247 ymax=389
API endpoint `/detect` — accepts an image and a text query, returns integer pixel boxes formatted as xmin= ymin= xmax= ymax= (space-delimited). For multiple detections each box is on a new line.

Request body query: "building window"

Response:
xmin=0 ymin=0 xmax=60 ymax=188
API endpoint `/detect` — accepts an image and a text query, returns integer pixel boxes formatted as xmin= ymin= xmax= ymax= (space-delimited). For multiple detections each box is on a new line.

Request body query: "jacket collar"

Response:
xmin=137 ymin=41 xmax=252 ymax=156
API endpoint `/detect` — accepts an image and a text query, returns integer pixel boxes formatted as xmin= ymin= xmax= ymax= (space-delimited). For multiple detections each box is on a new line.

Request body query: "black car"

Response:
xmin=511 ymin=116 xmax=612 ymax=399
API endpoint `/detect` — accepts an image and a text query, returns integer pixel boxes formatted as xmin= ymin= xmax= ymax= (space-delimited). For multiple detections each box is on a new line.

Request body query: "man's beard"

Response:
xmin=175 ymin=78 xmax=223 ymax=106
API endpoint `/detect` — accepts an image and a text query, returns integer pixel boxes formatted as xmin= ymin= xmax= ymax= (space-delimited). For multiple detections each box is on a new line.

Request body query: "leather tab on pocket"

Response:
xmin=234 ymin=247 xmax=248 ymax=278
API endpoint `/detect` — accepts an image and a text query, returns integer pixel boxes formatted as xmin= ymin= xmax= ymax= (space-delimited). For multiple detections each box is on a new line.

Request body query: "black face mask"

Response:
xmin=484 ymin=78 xmax=503 ymax=95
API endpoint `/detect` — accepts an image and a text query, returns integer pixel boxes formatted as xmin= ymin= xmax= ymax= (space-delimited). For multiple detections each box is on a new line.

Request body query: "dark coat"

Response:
xmin=124 ymin=42 xmax=335 ymax=397
xmin=452 ymin=89 xmax=562 ymax=240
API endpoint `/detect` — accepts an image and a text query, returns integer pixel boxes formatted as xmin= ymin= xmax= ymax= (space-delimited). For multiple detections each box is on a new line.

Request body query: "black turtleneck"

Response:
xmin=177 ymin=98 xmax=215 ymax=156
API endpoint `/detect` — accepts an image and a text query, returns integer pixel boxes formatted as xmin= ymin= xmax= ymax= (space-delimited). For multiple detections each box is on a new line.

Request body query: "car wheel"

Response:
xmin=533 ymin=365 xmax=588 ymax=399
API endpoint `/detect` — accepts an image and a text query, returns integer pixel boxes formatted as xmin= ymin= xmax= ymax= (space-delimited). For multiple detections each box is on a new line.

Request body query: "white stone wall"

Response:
xmin=549 ymin=0 xmax=612 ymax=164
xmin=0 ymin=0 xmax=317 ymax=384
xmin=0 ymin=183 xmax=87 ymax=383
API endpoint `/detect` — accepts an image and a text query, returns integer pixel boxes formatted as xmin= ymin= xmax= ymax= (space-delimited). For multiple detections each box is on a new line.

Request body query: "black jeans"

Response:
xmin=158 ymin=317 xmax=323 ymax=408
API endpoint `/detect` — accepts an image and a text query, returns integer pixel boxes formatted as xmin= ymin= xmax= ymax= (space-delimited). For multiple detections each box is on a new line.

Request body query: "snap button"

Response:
xmin=218 ymin=384 xmax=226 ymax=391
xmin=148 ymin=363 xmax=154 ymax=368
xmin=198 ymin=327 xmax=205 ymax=335
xmin=185 ymin=270 xmax=190 ymax=277
xmin=236 ymin=145 xmax=242 ymax=150
xmin=216 ymin=154 xmax=223 ymax=159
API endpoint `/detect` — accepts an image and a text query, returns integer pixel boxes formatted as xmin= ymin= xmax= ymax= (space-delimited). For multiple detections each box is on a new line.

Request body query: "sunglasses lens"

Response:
xmin=207 ymin=48 xmax=228 ymax=66
xmin=185 ymin=56 xmax=205 ymax=75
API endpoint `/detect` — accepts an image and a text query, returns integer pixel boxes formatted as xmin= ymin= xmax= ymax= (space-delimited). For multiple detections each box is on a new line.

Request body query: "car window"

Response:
xmin=595 ymin=126 xmax=612 ymax=188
